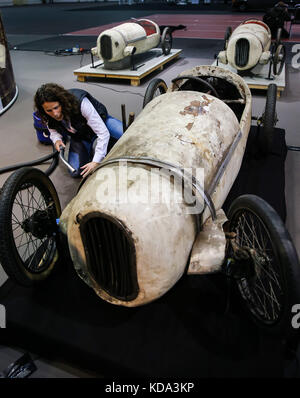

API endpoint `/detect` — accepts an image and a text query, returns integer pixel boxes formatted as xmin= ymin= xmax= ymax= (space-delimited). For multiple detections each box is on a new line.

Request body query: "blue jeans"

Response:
xmin=67 ymin=115 xmax=123 ymax=178
xmin=105 ymin=115 xmax=123 ymax=139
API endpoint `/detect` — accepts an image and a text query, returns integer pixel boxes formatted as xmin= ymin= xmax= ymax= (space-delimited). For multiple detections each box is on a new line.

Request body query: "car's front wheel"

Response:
xmin=0 ymin=167 xmax=61 ymax=286
xmin=225 ymin=194 xmax=300 ymax=339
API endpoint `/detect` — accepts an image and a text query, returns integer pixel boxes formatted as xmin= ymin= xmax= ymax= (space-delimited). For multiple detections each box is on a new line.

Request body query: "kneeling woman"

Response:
xmin=34 ymin=83 xmax=123 ymax=178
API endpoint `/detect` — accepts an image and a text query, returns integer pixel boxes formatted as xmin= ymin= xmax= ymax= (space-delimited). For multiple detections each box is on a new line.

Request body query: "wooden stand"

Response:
xmin=212 ymin=60 xmax=286 ymax=98
xmin=74 ymin=48 xmax=182 ymax=86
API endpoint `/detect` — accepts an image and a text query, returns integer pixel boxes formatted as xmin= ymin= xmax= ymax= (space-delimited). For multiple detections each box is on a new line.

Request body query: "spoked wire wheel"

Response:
xmin=0 ymin=167 xmax=61 ymax=286
xmin=226 ymin=194 xmax=300 ymax=337
xmin=143 ymin=78 xmax=168 ymax=108
xmin=272 ymin=43 xmax=286 ymax=76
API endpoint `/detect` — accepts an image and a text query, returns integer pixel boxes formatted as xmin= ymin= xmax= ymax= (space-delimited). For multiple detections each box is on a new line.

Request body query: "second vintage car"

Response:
xmin=217 ymin=19 xmax=286 ymax=77
xmin=91 ymin=18 xmax=173 ymax=69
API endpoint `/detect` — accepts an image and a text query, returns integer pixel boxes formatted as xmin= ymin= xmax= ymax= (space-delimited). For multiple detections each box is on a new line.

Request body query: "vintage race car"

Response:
xmin=217 ymin=19 xmax=286 ymax=77
xmin=0 ymin=65 xmax=299 ymax=337
xmin=90 ymin=18 xmax=172 ymax=70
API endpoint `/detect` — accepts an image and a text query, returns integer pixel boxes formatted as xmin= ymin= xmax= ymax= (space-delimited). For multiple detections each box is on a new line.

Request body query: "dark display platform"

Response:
xmin=0 ymin=127 xmax=288 ymax=377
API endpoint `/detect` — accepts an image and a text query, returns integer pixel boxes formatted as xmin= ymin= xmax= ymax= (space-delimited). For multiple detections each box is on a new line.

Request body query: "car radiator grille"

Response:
xmin=235 ymin=38 xmax=250 ymax=67
xmin=100 ymin=35 xmax=112 ymax=60
xmin=80 ymin=214 xmax=138 ymax=301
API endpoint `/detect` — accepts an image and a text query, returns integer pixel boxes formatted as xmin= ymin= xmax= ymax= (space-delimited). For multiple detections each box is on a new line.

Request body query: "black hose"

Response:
xmin=287 ymin=146 xmax=300 ymax=152
xmin=0 ymin=145 xmax=59 ymax=176
xmin=45 ymin=148 xmax=59 ymax=176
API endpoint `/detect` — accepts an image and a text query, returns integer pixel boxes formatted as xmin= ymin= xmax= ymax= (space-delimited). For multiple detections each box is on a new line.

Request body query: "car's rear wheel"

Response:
xmin=258 ymin=83 xmax=277 ymax=154
xmin=143 ymin=78 xmax=168 ymax=108
xmin=161 ymin=27 xmax=172 ymax=55
xmin=276 ymin=28 xmax=282 ymax=47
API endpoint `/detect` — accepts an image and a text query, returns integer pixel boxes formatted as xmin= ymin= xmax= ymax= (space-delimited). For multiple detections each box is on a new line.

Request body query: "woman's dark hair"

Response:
xmin=34 ymin=83 xmax=80 ymax=123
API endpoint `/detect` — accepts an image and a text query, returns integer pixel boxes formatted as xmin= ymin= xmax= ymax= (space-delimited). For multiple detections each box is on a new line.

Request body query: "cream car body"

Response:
xmin=91 ymin=19 xmax=161 ymax=68
xmin=218 ymin=19 xmax=272 ymax=71
xmin=60 ymin=66 xmax=252 ymax=307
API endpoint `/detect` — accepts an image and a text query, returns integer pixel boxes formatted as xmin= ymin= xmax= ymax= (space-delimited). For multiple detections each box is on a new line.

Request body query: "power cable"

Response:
xmin=0 ymin=146 xmax=59 ymax=177
xmin=42 ymin=47 xmax=145 ymax=97
xmin=287 ymin=145 xmax=300 ymax=151
xmin=85 ymin=81 xmax=145 ymax=98
xmin=11 ymin=45 xmax=145 ymax=98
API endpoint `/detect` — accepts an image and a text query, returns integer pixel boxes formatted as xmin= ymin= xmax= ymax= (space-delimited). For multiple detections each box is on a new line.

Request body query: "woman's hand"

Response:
xmin=80 ymin=161 xmax=100 ymax=178
xmin=54 ymin=140 xmax=65 ymax=152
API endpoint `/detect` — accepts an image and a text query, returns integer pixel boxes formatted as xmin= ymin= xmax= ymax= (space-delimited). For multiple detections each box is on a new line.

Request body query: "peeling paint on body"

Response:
xmin=179 ymin=97 xmax=212 ymax=118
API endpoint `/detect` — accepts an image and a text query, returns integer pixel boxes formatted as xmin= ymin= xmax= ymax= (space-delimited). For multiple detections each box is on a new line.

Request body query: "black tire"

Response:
xmin=143 ymin=78 xmax=168 ymax=108
xmin=276 ymin=28 xmax=282 ymax=46
xmin=0 ymin=167 xmax=61 ymax=286
xmin=224 ymin=26 xmax=232 ymax=50
xmin=272 ymin=43 xmax=286 ymax=76
xmin=258 ymin=83 xmax=277 ymax=154
xmin=161 ymin=27 xmax=172 ymax=55
xmin=226 ymin=194 xmax=300 ymax=338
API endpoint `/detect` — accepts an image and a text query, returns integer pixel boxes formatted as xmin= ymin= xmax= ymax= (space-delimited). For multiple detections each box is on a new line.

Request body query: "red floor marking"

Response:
xmin=65 ymin=13 xmax=300 ymax=42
